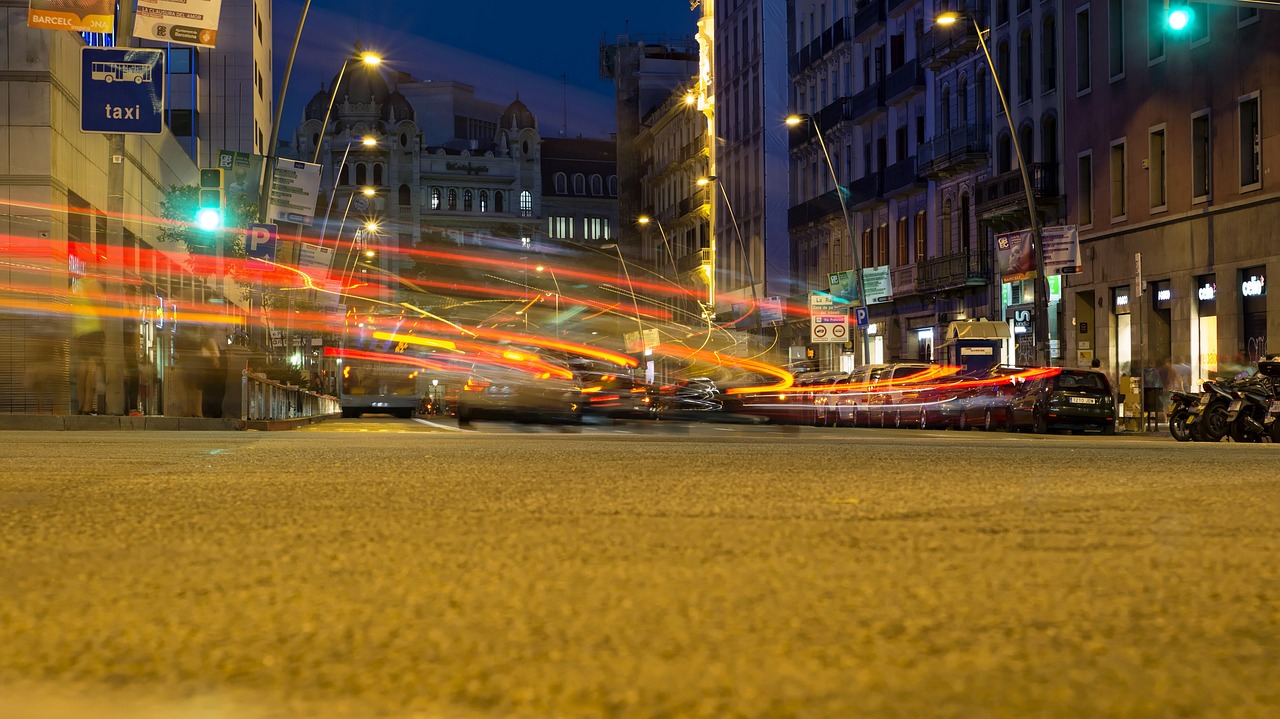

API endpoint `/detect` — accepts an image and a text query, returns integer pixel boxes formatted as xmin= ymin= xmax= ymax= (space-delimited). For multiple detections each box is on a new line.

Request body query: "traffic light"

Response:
xmin=1166 ymin=2 xmax=1194 ymax=33
xmin=197 ymin=167 xmax=224 ymax=231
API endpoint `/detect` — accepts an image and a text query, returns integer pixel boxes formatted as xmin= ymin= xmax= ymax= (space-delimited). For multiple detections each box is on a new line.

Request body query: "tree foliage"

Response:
xmin=156 ymin=184 xmax=259 ymax=266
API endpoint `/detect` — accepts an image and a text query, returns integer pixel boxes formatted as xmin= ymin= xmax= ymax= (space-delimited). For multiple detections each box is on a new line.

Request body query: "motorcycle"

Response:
xmin=1186 ymin=380 xmax=1232 ymax=442
xmin=1225 ymin=379 xmax=1273 ymax=443
xmin=1167 ymin=390 xmax=1200 ymax=442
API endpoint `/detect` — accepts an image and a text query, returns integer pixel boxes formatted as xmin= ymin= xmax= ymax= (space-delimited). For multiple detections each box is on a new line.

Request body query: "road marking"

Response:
xmin=413 ymin=418 xmax=472 ymax=432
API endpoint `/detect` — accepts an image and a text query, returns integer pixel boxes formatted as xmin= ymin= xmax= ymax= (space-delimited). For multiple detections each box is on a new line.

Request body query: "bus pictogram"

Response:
xmin=90 ymin=61 xmax=153 ymax=84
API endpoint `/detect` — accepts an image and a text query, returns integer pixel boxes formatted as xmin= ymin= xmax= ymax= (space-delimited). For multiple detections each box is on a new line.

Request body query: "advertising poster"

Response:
xmin=860 ymin=265 xmax=894 ymax=305
xmin=827 ymin=270 xmax=860 ymax=305
xmin=134 ymin=0 xmax=224 ymax=48
xmin=1041 ymin=225 xmax=1082 ymax=275
xmin=28 ymin=0 xmax=113 ymax=33
xmin=759 ymin=296 xmax=785 ymax=327
xmin=267 ymin=159 xmax=323 ymax=226
xmin=996 ymin=229 xmax=1038 ymax=283
xmin=216 ymin=149 xmax=264 ymax=206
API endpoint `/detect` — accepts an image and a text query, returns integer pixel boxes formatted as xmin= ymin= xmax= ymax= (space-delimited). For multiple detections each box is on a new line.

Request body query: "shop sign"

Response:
xmin=1157 ymin=288 xmax=1171 ymax=302
xmin=1198 ymin=282 xmax=1216 ymax=302
xmin=1242 ymin=275 xmax=1266 ymax=297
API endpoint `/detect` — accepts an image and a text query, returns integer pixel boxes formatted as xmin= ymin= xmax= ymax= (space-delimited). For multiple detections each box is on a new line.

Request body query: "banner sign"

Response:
xmin=860 ymin=265 xmax=894 ymax=305
xmin=134 ymin=0 xmax=224 ymax=48
xmin=1041 ymin=225 xmax=1082 ymax=275
xmin=996 ymin=229 xmax=1038 ymax=283
xmin=827 ymin=271 xmax=860 ymax=305
xmin=759 ymin=296 xmax=785 ymax=327
xmin=29 ymin=0 xmax=113 ymax=33
xmin=217 ymin=150 xmax=264 ymax=206
xmin=267 ymin=159 xmax=323 ymax=226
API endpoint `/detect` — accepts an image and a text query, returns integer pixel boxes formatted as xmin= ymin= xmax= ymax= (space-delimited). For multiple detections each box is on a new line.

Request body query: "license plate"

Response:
xmin=1068 ymin=396 xmax=1097 ymax=405
xmin=1229 ymin=400 xmax=1243 ymax=412
xmin=1199 ymin=395 xmax=1211 ymax=405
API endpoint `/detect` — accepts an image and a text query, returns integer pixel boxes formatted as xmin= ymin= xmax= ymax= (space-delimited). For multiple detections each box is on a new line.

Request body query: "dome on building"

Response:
xmin=383 ymin=90 xmax=414 ymax=123
xmin=304 ymin=84 xmax=331 ymax=122
xmin=500 ymin=96 xmax=537 ymax=131
xmin=329 ymin=62 xmax=390 ymax=106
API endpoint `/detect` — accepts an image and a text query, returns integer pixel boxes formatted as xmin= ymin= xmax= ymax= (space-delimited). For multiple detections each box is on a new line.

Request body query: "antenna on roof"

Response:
xmin=562 ymin=74 xmax=568 ymax=137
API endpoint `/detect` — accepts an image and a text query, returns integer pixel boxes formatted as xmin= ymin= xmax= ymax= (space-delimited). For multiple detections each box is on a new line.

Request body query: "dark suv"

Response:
xmin=1008 ymin=369 xmax=1117 ymax=434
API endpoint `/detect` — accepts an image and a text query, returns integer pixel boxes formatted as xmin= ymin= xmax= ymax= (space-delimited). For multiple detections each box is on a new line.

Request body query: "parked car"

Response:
xmin=954 ymin=364 xmax=1036 ymax=431
xmin=864 ymin=363 xmax=933 ymax=427
xmin=1007 ymin=368 xmax=1117 ymax=434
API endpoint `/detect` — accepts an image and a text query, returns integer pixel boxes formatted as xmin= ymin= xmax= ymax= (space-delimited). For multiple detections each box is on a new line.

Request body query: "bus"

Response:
xmin=320 ymin=347 xmax=426 ymax=418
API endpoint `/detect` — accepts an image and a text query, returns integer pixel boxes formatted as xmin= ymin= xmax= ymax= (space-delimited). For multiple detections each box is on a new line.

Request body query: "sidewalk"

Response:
xmin=0 ymin=414 xmax=336 ymax=431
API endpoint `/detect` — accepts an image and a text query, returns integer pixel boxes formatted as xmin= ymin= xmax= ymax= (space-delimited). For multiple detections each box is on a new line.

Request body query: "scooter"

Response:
xmin=1186 ymin=381 xmax=1232 ymax=442
xmin=1167 ymin=390 xmax=1199 ymax=442
xmin=1225 ymin=380 xmax=1273 ymax=443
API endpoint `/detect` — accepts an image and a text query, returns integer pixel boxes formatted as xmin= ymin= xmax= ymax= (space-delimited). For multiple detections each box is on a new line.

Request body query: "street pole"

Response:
xmin=257 ymin=0 xmax=311 ymax=224
xmin=940 ymin=11 xmax=1049 ymax=366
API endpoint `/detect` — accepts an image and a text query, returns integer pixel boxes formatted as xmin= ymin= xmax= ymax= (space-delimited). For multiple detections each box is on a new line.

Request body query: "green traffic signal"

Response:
xmin=195 ymin=207 xmax=223 ymax=231
xmin=196 ymin=167 xmax=225 ymax=231
xmin=1167 ymin=6 xmax=1193 ymax=32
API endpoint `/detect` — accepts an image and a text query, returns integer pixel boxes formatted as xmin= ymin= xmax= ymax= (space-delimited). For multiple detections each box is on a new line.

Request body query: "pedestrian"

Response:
xmin=1090 ymin=357 xmax=1102 ymax=370
xmin=70 ymin=276 xmax=105 ymax=415
xmin=1143 ymin=360 xmax=1166 ymax=431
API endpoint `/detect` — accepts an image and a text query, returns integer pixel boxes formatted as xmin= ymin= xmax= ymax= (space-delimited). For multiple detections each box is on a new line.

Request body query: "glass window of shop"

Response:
xmin=1193 ymin=275 xmax=1216 ymax=385
xmin=1112 ymin=286 xmax=1132 ymax=376
xmin=1149 ymin=279 xmax=1172 ymax=368
xmin=1241 ymin=267 xmax=1267 ymax=363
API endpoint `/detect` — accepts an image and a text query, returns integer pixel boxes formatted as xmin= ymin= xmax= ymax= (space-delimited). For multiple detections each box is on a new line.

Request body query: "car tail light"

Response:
xmin=463 ymin=379 xmax=489 ymax=392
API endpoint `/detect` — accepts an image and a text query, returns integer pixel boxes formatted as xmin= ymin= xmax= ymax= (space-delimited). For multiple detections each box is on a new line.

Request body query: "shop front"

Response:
xmin=1241 ymin=267 xmax=1267 ymax=363
xmin=1193 ymin=275 xmax=1217 ymax=386
xmin=1111 ymin=286 xmax=1132 ymax=377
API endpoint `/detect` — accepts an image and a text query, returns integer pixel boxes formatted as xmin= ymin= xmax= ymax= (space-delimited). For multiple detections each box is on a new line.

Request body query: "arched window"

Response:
xmin=958 ymin=75 xmax=969 ymax=125
xmin=522 ymin=140 xmax=530 ymax=155
xmin=896 ymin=216 xmax=908 ymax=268
xmin=430 ymin=188 xmax=440 ymax=210
xmin=997 ymin=41 xmax=1011 ymax=101
xmin=941 ymin=198 xmax=953 ymax=254
xmin=915 ymin=211 xmax=927 ymax=262
xmin=572 ymin=174 xmax=585 ymax=195
xmin=340 ymin=163 xmax=350 ymax=185
xmin=400 ymin=132 xmax=409 ymax=148
xmin=373 ymin=164 xmax=384 ymax=186
xmin=355 ymin=163 xmax=367 ymax=186
xmin=1042 ymin=15 xmax=1057 ymax=92
xmin=447 ymin=188 xmax=457 ymax=210
xmin=494 ymin=191 xmax=505 ymax=213
xmin=519 ymin=191 xmax=532 ymax=217
xmin=941 ymin=86 xmax=952 ymax=131
xmin=398 ymin=184 xmax=410 ymax=206
xmin=590 ymin=174 xmax=603 ymax=195
xmin=997 ymin=133 xmax=1012 ymax=173
xmin=479 ymin=190 xmax=489 ymax=212
xmin=1042 ymin=115 xmax=1058 ymax=166
xmin=1018 ymin=29 xmax=1033 ymax=103
xmin=463 ymin=189 xmax=473 ymax=211
xmin=554 ymin=172 xmax=567 ymax=194
xmin=312 ymin=133 xmax=320 ymax=151
xmin=609 ymin=176 xmax=618 ymax=196
xmin=1019 ymin=123 xmax=1035 ymax=169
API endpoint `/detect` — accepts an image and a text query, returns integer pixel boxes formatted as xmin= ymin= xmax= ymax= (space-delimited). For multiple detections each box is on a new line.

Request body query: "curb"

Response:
xmin=0 ymin=414 xmax=339 ymax=431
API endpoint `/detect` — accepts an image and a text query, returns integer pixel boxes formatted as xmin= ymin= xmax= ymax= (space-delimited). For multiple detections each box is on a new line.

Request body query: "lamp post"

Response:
xmin=256 ymin=0 xmax=312 ymax=223
xmin=937 ymin=10 xmax=1050 ymax=367
xmin=786 ymin=113 xmax=871 ymax=365
xmin=319 ymin=135 xmax=377 ymax=245
xmin=697 ymin=175 xmax=758 ymax=319
xmin=600 ymin=242 xmax=645 ymax=336
xmin=637 ymin=215 xmax=678 ymax=276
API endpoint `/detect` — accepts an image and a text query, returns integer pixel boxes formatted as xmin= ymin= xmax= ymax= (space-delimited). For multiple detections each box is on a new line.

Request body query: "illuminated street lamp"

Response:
xmin=311 ymin=51 xmax=382 ymax=165
xmin=319 ymin=135 xmax=378 ymax=246
xmin=697 ymin=175 xmax=758 ymax=319
xmin=937 ymin=10 xmax=1050 ymax=366
xmin=786 ymin=113 xmax=870 ymax=364
xmin=637 ymin=215 xmax=677 ymax=275
xmin=536 ymin=264 xmax=562 ymax=336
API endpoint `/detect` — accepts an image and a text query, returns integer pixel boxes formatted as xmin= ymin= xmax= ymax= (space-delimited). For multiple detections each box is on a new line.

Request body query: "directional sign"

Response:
xmin=80 ymin=47 xmax=165 ymax=135
xmin=245 ymin=223 xmax=277 ymax=263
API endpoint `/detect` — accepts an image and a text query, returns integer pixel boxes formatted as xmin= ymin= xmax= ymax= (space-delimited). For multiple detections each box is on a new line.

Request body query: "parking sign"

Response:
xmin=80 ymin=47 xmax=165 ymax=135
xmin=245 ymin=223 xmax=277 ymax=263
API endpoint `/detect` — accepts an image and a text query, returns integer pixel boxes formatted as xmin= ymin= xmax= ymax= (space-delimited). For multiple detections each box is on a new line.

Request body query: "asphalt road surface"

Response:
xmin=1 ymin=419 xmax=1277 ymax=718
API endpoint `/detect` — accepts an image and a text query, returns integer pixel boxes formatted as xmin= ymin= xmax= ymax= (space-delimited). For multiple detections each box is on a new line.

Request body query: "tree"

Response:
xmin=156 ymin=183 xmax=259 ymax=266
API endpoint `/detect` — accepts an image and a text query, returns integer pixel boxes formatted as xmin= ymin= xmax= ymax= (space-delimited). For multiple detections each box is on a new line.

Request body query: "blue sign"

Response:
xmin=245 ymin=223 xmax=278 ymax=263
xmin=80 ymin=47 xmax=165 ymax=135
xmin=854 ymin=306 xmax=870 ymax=328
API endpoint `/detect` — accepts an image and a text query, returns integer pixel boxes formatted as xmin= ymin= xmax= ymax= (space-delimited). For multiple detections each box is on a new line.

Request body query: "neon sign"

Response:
xmin=1198 ymin=283 xmax=1216 ymax=302
xmin=1242 ymin=275 xmax=1266 ymax=297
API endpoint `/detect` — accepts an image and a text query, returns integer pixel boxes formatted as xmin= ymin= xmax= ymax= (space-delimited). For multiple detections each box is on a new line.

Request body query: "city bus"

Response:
xmin=321 ymin=347 xmax=426 ymax=419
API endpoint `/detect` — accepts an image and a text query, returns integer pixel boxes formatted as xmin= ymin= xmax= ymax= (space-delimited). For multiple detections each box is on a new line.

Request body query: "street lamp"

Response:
xmin=696 ymin=175 xmax=758 ymax=317
xmin=535 ymin=265 xmax=562 ymax=336
xmin=311 ymin=51 xmax=382 ymax=165
xmin=319 ymin=135 xmax=378 ymax=245
xmin=786 ymin=113 xmax=871 ymax=365
xmin=637 ymin=215 xmax=678 ymax=276
xmin=936 ymin=10 xmax=1050 ymax=366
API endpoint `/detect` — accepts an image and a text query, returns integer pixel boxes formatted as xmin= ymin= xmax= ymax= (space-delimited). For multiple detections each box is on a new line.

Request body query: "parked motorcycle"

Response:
xmin=1167 ymin=390 xmax=1200 ymax=442
xmin=1186 ymin=380 xmax=1232 ymax=442
xmin=1225 ymin=377 xmax=1274 ymax=443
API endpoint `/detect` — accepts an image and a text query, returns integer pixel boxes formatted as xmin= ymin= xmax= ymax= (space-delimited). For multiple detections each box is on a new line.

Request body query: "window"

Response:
xmin=398 ymin=184 xmax=410 ymax=206
xmin=1240 ymin=93 xmax=1261 ymax=188
xmin=554 ymin=172 xmax=567 ymax=194
xmin=169 ymin=47 xmax=192 ymax=74
xmin=1149 ymin=126 xmax=1167 ymax=210
xmin=463 ymin=189 xmax=473 ymax=211
xmin=878 ymin=224 xmax=889 ymax=266
xmin=1239 ymin=6 xmax=1260 ymax=27
xmin=479 ymin=190 xmax=489 ymax=212
xmin=1108 ymin=0 xmax=1124 ymax=80
xmin=520 ymin=191 xmax=532 ymax=217
xmin=373 ymin=164 xmax=383 ymax=186
xmin=896 ymin=217 xmax=908 ymax=268
xmin=447 ymin=188 xmax=457 ymax=210
xmin=590 ymin=175 xmax=603 ymax=196
xmin=1042 ymin=16 xmax=1057 ymax=92
xmin=1078 ymin=152 xmax=1094 ymax=227
xmin=547 ymin=216 xmax=573 ymax=239
xmin=355 ymin=164 xmax=367 ymax=186
xmin=998 ymin=0 xmax=1009 ymax=26
xmin=430 ymin=188 xmax=441 ymax=210
xmin=1192 ymin=110 xmax=1211 ymax=202
xmin=586 ymin=216 xmax=609 ymax=240
xmin=1076 ymin=7 xmax=1091 ymax=94
xmin=608 ymin=176 xmax=618 ymax=196
xmin=168 ymin=109 xmax=195 ymax=137
xmin=494 ymin=192 xmax=505 ymax=213
xmin=572 ymin=174 xmax=585 ymax=195
xmin=1110 ymin=139 xmax=1127 ymax=220
xmin=861 ymin=228 xmax=873 ymax=269
xmin=997 ymin=41 xmax=1011 ymax=102
xmin=1190 ymin=2 xmax=1209 ymax=45
xmin=941 ymin=199 xmax=953 ymax=253
xmin=1018 ymin=0 xmax=1030 ymax=15
xmin=915 ymin=212 xmax=927 ymax=262
xmin=340 ymin=163 xmax=350 ymax=185
xmin=1148 ymin=0 xmax=1166 ymax=64
xmin=1018 ymin=30 xmax=1032 ymax=103
xmin=997 ymin=133 xmax=1012 ymax=173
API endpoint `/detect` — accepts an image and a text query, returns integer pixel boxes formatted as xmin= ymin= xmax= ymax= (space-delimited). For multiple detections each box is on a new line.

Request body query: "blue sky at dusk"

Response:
xmin=274 ymin=0 xmax=700 ymax=142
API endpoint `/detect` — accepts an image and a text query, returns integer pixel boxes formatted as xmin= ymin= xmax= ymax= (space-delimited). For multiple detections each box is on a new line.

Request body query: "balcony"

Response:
xmin=892 ymin=264 xmax=917 ymax=296
xmin=677 ymin=247 xmax=714 ymax=276
xmin=916 ymin=249 xmax=992 ymax=293
xmin=788 ymin=98 xmax=854 ymax=150
xmin=976 ymin=163 xmax=1063 ymax=224
xmin=883 ymin=59 xmax=925 ymax=103
xmin=849 ymin=83 xmax=886 ymax=123
xmin=678 ymin=195 xmax=706 ymax=219
xmin=882 ymin=156 xmax=923 ymax=197
xmin=789 ymin=18 xmax=851 ymax=75
xmin=847 ymin=172 xmax=884 ymax=210
xmin=917 ymin=124 xmax=990 ymax=179
xmin=919 ymin=13 xmax=980 ymax=69
xmin=854 ymin=0 xmax=887 ymax=40
xmin=788 ymin=190 xmax=846 ymax=229
xmin=886 ymin=0 xmax=912 ymax=14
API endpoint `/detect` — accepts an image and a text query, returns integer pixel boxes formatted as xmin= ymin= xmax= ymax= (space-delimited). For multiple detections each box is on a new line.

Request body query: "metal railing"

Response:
xmin=241 ymin=370 xmax=341 ymax=421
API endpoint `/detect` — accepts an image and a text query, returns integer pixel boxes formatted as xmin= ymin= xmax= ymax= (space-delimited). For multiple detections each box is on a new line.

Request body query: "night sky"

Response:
xmin=273 ymin=0 xmax=700 ymax=143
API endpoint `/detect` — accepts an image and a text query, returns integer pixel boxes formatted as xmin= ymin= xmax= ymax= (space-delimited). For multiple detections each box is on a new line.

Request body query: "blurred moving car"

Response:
xmin=577 ymin=371 xmax=656 ymax=421
xmin=455 ymin=361 xmax=583 ymax=425
xmin=1007 ymin=368 xmax=1117 ymax=434
xmin=654 ymin=377 xmax=723 ymax=417
xmin=954 ymin=365 xmax=1032 ymax=430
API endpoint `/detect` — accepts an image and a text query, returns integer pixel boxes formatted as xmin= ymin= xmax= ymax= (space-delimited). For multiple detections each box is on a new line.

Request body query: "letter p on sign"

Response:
xmin=246 ymin=223 xmax=277 ymax=263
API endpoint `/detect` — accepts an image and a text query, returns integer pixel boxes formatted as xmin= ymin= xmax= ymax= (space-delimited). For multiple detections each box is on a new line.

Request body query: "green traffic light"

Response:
xmin=1167 ymin=7 xmax=1192 ymax=32
xmin=196 ymin=207 xmax=222 ymax=231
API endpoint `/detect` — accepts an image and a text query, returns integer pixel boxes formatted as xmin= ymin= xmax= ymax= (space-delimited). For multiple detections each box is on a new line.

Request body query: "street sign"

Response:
xmin=245 ymin=223 xmax=277 ymax=263
xmin=267 ymin=159 xmax=323 ymax=226
xmin=810 ymin=311 xmax=848 ymax=344
xmin=80 ymin=47 xmax=165 ymax=135
xmin=134 ymin=0 xmax=224 ymax=48
xmin=854 ymin=306 xmax=869 ymax=327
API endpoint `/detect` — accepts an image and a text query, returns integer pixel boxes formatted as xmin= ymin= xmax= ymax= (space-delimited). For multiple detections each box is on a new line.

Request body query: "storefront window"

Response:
xmin=1112 ymin=286 xmax=1132 ymax=376
xmin=1194 ymin=275 xmax=1216 ymax=386
xmin=1241 ymin=267 xmax=1267 ymax=363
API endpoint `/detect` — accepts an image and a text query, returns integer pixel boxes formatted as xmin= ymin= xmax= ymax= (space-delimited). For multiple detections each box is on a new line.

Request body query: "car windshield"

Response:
xmin=1054 ymin=372 xmax=1107 ymax=391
